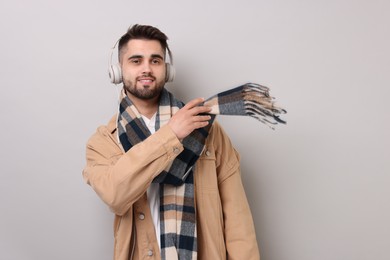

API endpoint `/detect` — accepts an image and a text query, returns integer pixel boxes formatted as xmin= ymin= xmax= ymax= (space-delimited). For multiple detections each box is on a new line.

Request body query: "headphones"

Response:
xmin=108 ymin=39 xmax=175 ymax=84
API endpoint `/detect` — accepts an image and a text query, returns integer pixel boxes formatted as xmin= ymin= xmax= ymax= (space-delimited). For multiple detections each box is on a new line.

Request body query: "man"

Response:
xmin=83 ymin=24 xmax=260 ymax=260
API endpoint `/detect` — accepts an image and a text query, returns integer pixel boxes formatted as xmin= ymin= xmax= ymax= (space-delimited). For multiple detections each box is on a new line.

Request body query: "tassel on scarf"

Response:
xmin=204 ymin=83 xmax=287 ymax=129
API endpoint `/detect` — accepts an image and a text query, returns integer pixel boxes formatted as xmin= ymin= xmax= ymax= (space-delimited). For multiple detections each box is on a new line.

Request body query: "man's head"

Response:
xmin=118 ymin=24 xmax=172 ymax=101
xmin=118 ymin=24 xmax=170 ymax=63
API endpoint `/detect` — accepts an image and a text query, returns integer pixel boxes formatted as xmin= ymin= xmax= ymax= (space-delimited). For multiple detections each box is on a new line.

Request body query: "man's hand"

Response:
xmin=168 ymin=98 xmax=212 ymax=140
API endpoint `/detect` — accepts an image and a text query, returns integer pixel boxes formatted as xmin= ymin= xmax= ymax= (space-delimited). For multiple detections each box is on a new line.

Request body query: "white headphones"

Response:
xmin=108 ymin=39 xmax=175 ymax=85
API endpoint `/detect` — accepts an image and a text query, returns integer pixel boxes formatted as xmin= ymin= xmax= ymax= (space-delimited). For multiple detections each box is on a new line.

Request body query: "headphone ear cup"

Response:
xmin=108 ymin=63 xmax=122 ymax=84
xmin=165 ymin=63 xmax=175 ymax=82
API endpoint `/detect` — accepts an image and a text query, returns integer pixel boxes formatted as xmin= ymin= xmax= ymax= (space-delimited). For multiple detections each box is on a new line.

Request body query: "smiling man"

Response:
xmin=121 ymin=40 xmax=166 ymax=102
xmin=83 ymin=24 xmax=260 ymax=260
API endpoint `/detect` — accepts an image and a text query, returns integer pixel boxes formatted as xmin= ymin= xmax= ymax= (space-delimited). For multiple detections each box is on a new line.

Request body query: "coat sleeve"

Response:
xmin=212 ymin=122 xmax=260 ymax=260
xmin=82 ymin=124 xmax=183 ymax=216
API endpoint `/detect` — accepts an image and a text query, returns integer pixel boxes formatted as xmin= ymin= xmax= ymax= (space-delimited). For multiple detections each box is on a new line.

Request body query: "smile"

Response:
xmin=139 ymin=79 xmax=153 ymax=83
xmin=137 ymin=77 xmax=155 ymax=84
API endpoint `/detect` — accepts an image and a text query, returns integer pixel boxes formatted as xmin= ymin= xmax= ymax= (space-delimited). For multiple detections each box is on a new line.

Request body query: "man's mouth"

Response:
xmin=137 ymin=77 xmax=155 ymax=84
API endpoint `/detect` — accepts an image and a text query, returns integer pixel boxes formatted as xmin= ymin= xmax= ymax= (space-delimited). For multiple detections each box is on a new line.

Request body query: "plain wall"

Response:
xmin=1 ymin=0 xmax=389 ymax=259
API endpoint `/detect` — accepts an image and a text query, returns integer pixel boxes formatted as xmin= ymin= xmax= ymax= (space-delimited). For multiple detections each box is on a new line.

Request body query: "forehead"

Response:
xmin=124 ymin=39 xmax=165 ymax=56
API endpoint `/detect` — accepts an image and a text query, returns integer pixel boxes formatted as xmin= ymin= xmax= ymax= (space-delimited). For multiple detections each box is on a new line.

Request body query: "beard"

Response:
xmin=123 ymin=74 xmax=165 ymax=100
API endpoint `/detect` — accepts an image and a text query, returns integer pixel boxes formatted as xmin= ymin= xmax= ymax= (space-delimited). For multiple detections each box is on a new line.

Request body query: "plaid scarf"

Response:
xmin=117 ymin=83 xmax=286 ymax=260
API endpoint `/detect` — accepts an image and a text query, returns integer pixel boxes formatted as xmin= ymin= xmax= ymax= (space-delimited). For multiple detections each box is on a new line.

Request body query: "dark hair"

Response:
xmin=118 ymin=24 xmax=171 ymax=62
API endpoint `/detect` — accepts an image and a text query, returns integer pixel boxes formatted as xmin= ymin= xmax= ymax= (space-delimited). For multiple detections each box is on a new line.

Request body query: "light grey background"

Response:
xmin=1 ymin=0 xmax=389 ymax=259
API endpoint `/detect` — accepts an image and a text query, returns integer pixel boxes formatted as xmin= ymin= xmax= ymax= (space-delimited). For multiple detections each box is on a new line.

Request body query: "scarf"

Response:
xmin=117 ymin=83 xmax=286 ymax=260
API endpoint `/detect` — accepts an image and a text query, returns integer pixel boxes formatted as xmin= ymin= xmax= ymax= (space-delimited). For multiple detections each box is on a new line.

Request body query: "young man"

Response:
xmin=83 ymin=24 xmax=260 ymax=260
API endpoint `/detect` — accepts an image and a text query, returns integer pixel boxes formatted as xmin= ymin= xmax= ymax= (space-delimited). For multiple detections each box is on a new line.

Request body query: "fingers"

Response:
xmin=184 ymin=97 xmax=212 ymax=115
xmin=167 ymin=97 xmax=213 ymax=140
xmin=191 ymin=106 xmax=212 ymax=116
xmin=184 ymin=97 xmax=206 ymax=109
xmin=185 ymin=115 xmax=211 ymax=133
xmin=195 ymin=115 xmax=212 ymax=122
xmin=187 ymin=115 xmax=211 ymax=130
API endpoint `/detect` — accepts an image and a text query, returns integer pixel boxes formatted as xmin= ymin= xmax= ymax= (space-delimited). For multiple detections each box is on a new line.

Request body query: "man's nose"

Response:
xmin=142 ymin=62 xmax=152 ymax=73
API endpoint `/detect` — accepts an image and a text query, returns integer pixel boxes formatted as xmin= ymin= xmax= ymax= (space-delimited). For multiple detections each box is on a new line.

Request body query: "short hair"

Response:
xmin=118 ymin=24 xmax=171 ymax=62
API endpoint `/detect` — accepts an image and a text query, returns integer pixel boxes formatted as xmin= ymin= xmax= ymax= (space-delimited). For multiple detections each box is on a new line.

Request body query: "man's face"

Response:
xmin=120 ymin=39 xmax=166 ymax=101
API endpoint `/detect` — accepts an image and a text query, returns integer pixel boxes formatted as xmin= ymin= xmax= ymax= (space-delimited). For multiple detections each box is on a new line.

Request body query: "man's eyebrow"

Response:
xmin=128 ymin=55 xmax=143 ymax=60
xmin=151 ymin=54 xmax=164 ymax=60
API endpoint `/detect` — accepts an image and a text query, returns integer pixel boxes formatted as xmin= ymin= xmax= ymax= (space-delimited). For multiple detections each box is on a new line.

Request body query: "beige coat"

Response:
xmin=83 ymin=115 xmax=260 ymax=260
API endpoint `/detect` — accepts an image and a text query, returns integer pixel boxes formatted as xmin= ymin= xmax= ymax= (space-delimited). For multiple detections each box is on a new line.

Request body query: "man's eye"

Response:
xmin=131 ymin=59 xmax=140 ymax=64
xmin=152 ymin=59 xmax=161 ymax=64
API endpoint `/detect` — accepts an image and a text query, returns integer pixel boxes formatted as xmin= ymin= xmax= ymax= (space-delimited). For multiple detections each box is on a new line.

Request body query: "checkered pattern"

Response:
xmin=204 ymin=83 xmax=287 ymax=129
xmin=118 ymin=88 xmax=213 ymax=260
xmin=117 ymin=83 xmax=286 ymax=259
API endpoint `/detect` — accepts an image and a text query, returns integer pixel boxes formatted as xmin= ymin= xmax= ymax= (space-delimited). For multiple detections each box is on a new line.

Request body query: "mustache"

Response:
xmin=137 ymin=73 xmax=155 ymax=81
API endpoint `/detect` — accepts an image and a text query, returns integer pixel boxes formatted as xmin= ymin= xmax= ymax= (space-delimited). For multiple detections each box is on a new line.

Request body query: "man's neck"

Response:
xmin=125 ymin=93 xmax=159 ymax=119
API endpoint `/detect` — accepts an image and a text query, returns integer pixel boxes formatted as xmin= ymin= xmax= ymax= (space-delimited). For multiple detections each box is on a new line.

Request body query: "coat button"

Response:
xmin=147 ymin=249 xmax=153 ymax=256
xmin=205 ymin=150 xmax=211 ymax=156
xmin=173 ymin=147 xmax=180 ymax=154
xmin=139 ymin=213 xmax=145 ymax=220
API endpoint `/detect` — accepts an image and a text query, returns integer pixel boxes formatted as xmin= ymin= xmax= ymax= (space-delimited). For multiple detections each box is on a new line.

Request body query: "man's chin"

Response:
xmin=124 ymin=82 xmax=164 ymax=100
xmin=137 ymin=81 xmax=154 ymax=88
xmin=130 ymin=89 xmax=162 ymax=100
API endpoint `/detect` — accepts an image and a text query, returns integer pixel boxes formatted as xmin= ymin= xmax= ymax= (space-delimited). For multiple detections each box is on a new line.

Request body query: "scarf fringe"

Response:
xmin=242 ymin=83 xmax=287 ymax=129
